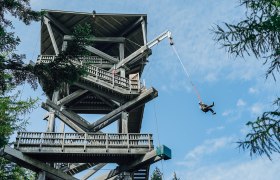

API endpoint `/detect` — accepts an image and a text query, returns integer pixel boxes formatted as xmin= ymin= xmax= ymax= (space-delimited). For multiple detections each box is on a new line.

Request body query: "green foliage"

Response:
xmin=0 ymin=91 xmax=37 ymax=147
xmin=0 ymin=0 xmax=41 ymax=94
xmin=0 ymin=0 xmax=41 ymax=178
xmin=238 ymin=98 xmax=280 ymax=159
xmin=0 ymin=0 xmax=42 ymax=27
xmin=0 ymin=158 xmax=35 ymax=180
xmin=0 ymin=0 xmax=39 ymax=147
xmin=0 ymin=0 xmax=39 ymax=146
xmin=0 ymin=1 xmax=90 ymax=96
xmin=213 ymin=0 xmax=280 ymax=159
xmin=0 ymin=1 xmax=97 ymax=178
xmin=213 ymin=0 xmax=280 ymax=78
xmin=151 ymin=167 xmax=163 ymax=180
xmin=173 ymin=172 xmax=180 ymax=180
xmin=33 ymin=23 xmax=92 ymax=95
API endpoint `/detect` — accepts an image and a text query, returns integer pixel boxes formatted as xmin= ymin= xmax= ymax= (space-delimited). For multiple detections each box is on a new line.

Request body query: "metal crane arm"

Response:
xmin=111 ymin=30 xmax=173 ymax=71
xmin=147 ymin=30 xmax=173 ymax=48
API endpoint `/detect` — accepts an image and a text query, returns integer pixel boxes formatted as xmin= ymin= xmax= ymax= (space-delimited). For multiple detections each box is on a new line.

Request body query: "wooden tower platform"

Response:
xmin=1 ymin=10 xmax=171 ymax=180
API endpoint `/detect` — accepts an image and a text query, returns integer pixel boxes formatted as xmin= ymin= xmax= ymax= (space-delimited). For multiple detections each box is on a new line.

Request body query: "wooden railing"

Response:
xmin=37 ymin=55 xmax=113 ymax=65
xmin=15 ymin=132 xmax=153 ymax=151
xmin=37 ymin=55 xmax=141 ymax=92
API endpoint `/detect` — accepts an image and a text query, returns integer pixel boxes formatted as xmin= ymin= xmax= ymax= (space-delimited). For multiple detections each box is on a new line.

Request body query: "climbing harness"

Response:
xmin=168 ymin=37 xmax=202 ymax=102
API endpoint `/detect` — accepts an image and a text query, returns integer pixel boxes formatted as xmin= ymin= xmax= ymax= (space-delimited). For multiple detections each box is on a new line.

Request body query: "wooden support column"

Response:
xmin=141 ymin=17 xmax=147 ymax=45
xmin=59 ymin=112 xmax=65 ymax=133
xmin=59 ymin=39 xmax=69 ymax=133
xmin=47 ymin=91 xmax=59 ymax=132
xmin=47 ymin=111 xmax=55 ymax=132
xmin=61 ymin=41 xmax=68 ymax=52
xmin=119 ymin=112 xmax=128 ymax=133
xmin=37 ymin=171 xmax=46 ymax=180
xmin=118 ymin=42 xmax=127 ymax=133
xmin=119 ymin=43 xmax=126 ymax=77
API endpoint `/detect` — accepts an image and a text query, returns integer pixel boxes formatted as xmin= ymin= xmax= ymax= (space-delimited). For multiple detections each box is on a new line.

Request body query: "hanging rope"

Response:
xmin=153 ymin=101 xmax=166 ymax=180
xmin=125 ymin=38 xmax=142 ymax=47
xmin=153 ymin=102 xmax=161 ymax=146
xmin=171 ymin=45 xmax=202 ymax=102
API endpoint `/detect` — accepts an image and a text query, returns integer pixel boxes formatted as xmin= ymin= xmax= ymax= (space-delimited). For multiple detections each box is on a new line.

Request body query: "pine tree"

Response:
xmin=151 ymin=167 xmax=163 ymax=180
xmin=213 ymin=0 xmax=280 ymax=159
xmin=0 ymin=0 xmax=41 ymax=178
xmin=173 ymin=172 xmax=180 ymax=180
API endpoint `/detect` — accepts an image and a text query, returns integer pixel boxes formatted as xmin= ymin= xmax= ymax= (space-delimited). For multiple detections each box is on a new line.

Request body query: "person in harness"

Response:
xmin=199 ymin=101 xmax=216 ymax=115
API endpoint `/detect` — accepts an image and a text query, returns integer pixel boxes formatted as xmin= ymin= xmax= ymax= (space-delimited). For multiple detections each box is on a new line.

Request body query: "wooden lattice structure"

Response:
xmin=1 ymin=10 xmax=171 ymax=180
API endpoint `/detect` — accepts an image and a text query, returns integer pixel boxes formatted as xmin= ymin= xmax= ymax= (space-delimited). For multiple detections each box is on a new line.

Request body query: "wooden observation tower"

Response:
xmin=1 ymin=10 xmax=171 ymax=180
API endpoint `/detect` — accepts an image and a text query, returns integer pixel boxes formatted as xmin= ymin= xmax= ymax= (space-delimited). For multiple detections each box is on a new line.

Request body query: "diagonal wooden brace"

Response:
xmin=89 ymin=87 xmax=158 ymax=132
xmin=0 ymin=146 xmax=78 ymax=180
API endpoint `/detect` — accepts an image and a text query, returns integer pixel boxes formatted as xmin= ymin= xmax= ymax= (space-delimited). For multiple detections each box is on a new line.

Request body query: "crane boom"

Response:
xmin=147 ymin=30 xmax=173 ymax=48
xmin=110 ymin=30 xmax=173 ymax=71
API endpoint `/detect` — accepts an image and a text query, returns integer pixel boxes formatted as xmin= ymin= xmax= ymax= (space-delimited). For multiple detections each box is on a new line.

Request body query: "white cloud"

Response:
xmin=248 ymin=87 xmax=259 ymax=94
xmin=144 ymin=0 xmax=258 ymax=91
xmin=236 ymin=99 xmax=246 ymax=107
xmin=178 ymin=137 xmax=234 ymax=167
xmin=205 ymin=72 xmax=218 ymax=82
xmin=240 ymin=125 xmax=250 ymax=135
xmin=250 ymin=103 xmax=264 ymax=116
xmin=206 ymin=126 xmax=225 ymax=134
xmin=222 ymin=110 xmax=232 ymax=116
xmin=178 ymin=157 xmax=280 ymax=180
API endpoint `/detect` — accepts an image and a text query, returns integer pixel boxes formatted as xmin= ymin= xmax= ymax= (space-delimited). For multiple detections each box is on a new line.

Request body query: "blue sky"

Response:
xmin=11 ymin=0 xmax=280 ymax=179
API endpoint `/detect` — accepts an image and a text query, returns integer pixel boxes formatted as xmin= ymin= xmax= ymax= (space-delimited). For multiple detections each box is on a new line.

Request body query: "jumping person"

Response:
xmin=199 ymin=101 xmax=216 ymax=115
